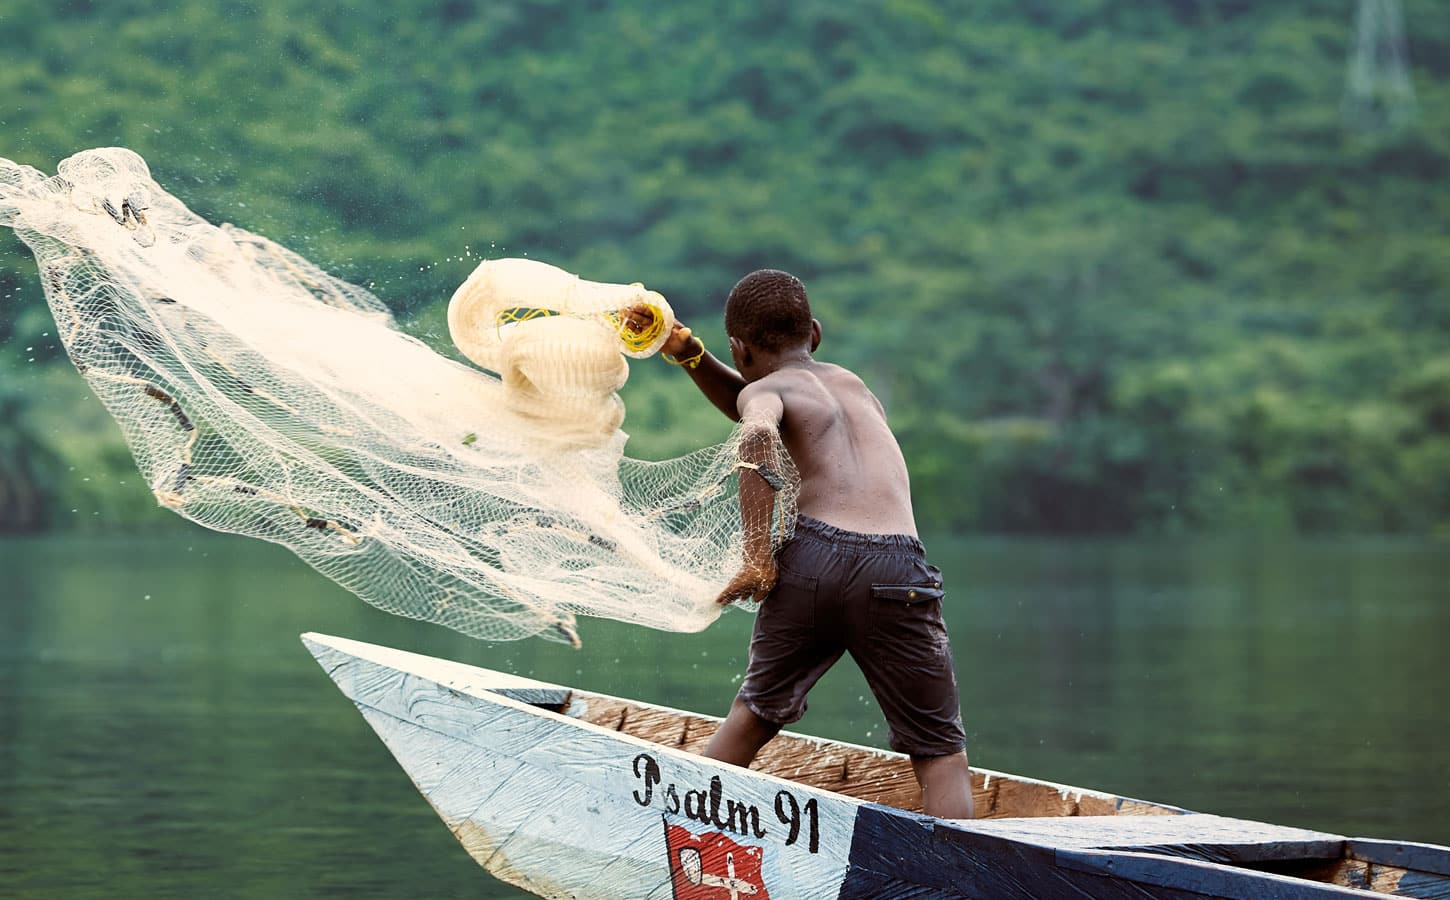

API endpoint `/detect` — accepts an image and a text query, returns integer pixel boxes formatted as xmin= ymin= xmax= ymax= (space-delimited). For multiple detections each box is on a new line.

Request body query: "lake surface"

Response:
xmin=1 ymin=533 xmax=1446 ymax=898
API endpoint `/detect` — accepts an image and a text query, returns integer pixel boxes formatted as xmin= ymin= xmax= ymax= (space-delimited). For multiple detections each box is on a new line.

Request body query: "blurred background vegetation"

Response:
xmin=1 ymin=0 xmax=1446 ymax=536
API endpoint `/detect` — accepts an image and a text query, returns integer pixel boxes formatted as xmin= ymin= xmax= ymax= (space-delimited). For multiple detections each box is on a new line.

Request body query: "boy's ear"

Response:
xmin=728 ymin=335 xmax=751 ymax=365
xmin=809 ymin=319 xmax=822 ymax=353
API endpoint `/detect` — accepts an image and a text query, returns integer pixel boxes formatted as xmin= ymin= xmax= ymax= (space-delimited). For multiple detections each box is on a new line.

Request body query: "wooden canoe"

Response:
xmin=303 ymin=632 xmax=1450 ymax=899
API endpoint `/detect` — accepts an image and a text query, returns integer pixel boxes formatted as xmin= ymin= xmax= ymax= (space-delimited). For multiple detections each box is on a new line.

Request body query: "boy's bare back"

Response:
xmin=740 ymin=360 xmax=917 ymax=537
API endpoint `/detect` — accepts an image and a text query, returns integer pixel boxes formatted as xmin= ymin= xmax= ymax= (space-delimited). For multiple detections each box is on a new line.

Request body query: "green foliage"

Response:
xmin=0 ymin=0 xmax=1447 ymax=533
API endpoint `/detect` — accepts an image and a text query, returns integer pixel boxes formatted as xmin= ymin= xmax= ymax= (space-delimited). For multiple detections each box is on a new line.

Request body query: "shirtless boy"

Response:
xmin=647 ymin=269 xmax=974 ymax=819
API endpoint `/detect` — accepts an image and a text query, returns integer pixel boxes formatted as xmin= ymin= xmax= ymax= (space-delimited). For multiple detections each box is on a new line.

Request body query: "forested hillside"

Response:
xmin=2 ymin=0 xmax=1447 ymax=533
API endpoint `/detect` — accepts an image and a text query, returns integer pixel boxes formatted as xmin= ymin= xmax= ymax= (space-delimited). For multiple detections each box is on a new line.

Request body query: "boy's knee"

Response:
xmin=733 ymin=696 xmax=786 ymax=733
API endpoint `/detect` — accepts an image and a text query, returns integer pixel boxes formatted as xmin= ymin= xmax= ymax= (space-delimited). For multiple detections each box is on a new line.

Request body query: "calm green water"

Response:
xmin=1 ymin=534 xmax=1446 ymax=898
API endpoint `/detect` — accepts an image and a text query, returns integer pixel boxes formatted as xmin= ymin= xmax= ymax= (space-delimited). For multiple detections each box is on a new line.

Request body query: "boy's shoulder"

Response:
xmin=743 ymin=362 xmax=872 ymax=419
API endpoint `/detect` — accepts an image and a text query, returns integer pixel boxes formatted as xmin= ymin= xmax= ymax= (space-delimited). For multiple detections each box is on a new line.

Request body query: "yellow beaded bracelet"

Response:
xmin=663 ymin=337 xmax=706 ymax=369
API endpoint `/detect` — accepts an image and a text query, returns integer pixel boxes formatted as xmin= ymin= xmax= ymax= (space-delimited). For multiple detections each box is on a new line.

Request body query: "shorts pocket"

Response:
xmin=777 ymin=562 xmax=818 ymax=591
xmin=762 ymin=561 xmax=818 ymax=629
xmin=869 ymin=582 xmax=943 ymax=604
xmin=867 ymin=565 xmax=948 ymax=665
xmin=871 ymin=560 xmax=943 ymax=604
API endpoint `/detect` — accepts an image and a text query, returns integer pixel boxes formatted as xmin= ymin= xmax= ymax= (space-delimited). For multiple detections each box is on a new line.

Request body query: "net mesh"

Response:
xmin=0 ymin=147 xmax=799 ymax=645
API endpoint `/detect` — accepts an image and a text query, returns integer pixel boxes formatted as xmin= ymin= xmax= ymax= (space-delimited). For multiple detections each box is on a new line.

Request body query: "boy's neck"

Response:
xmin=760 ymin=349 xmax=813 ymax=371
xmin=746 ymin=347 xmax=815 ymax=381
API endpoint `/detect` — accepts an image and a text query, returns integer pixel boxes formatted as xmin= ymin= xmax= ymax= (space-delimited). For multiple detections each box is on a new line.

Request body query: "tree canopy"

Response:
xmin=1 ymin=0 xmax=1447 ymax=534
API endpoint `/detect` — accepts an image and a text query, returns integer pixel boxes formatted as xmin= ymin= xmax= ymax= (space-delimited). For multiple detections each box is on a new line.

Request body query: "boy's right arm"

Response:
xmin=715 ymin=385 xmax=787 ymax=605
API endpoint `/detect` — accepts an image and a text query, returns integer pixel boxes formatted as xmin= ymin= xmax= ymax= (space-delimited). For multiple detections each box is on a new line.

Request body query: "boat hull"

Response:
xmin=304 ymin=633 xmax=1450 ymax=899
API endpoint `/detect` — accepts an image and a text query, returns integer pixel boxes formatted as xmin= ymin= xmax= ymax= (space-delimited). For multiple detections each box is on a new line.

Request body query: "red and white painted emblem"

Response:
xmin=664 ymin=820 xmax=769 ymax=899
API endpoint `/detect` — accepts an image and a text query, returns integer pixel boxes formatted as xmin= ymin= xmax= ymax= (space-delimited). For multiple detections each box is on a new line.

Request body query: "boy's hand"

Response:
xmin=715 ymin=560 xmax=778 ymax=605
xmin=622 ymin=303 xmax=700 ymax=358
xmin=620 ymin=302 xmax=658 ymax=337
xmin=659 ymin=319 xmax=700 ymax=358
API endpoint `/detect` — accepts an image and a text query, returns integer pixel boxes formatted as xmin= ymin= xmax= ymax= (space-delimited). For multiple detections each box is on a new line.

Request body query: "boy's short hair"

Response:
xmin=724 ymin=269 xmax=813 ymax=352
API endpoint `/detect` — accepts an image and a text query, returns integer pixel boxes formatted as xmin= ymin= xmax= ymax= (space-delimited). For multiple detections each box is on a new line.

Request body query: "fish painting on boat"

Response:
xmin=303 ymin=633 xmax=1450 ymax=899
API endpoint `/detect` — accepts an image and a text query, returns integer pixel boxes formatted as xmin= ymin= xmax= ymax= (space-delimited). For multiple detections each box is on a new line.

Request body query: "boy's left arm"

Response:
xmin=716 ymin=386 xmax=786 ymax=605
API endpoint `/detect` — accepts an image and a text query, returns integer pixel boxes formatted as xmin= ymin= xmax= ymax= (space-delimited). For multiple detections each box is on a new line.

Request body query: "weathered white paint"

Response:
xmin=305 ymin=633 xmax=859 ymax=899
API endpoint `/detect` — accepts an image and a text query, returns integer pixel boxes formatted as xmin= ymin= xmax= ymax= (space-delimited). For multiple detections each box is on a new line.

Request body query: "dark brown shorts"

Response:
xmin=737 ymin=515 xmax=966 ymax=757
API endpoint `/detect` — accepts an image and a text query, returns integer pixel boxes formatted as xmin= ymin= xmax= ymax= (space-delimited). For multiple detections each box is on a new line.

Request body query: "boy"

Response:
xmin=645 ymin=269 xmax=974 ymax=819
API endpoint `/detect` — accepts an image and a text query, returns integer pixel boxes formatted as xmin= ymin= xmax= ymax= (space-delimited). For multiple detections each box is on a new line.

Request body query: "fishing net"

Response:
xmin=0 ymin=147 xmax=798 ymax=645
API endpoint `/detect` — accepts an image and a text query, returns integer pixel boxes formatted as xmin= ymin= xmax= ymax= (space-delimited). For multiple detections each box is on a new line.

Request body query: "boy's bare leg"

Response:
xmin=912 ymin=752 xmax=975 ymax=819
xmin=702 ymin=697 xmax=783 ymax=767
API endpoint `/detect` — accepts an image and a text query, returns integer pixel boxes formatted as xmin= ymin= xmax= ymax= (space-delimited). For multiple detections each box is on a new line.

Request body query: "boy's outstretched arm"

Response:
xmin=624 ymin=305 xmax=746 ymax=420
xmin=674 ymin=328 xmax=748 ymax=422
xmin=716 ymin=386 xmax=786 ymax=605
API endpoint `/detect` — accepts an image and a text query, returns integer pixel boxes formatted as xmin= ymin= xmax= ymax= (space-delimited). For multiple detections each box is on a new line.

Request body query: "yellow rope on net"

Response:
xmin=493 ymin=293 xmax=666 ymax=356
xmin=605 ymin=290 xmax=667 ymax=354
xmin=494 ymin=306 xmax=560 ymax=328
